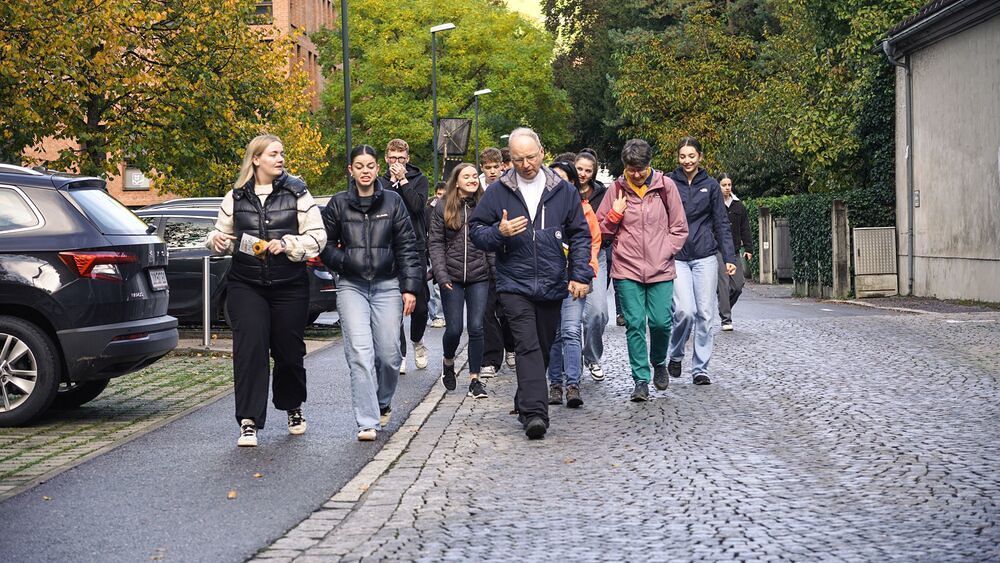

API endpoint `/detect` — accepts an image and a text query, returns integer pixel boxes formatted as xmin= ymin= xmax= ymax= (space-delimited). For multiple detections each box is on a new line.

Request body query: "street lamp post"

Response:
xmin=473 ymin=88 xmax=492 ymax=172
xmin=430 ymin=23 xmax=456 ymax=185
xmin=341 ymin=0 xmax=352 ymax=168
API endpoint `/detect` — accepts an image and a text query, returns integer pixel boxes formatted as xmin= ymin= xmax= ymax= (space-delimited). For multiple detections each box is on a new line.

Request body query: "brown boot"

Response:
xmin=548 ymin=384 xmax=563 ymax=405
xmin=565 ymin=385 xmax=583 ymax=408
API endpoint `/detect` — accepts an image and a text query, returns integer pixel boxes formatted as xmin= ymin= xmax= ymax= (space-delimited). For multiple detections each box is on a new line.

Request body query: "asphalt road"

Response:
xmin=0 ymin=316 xmax=447 ymax=563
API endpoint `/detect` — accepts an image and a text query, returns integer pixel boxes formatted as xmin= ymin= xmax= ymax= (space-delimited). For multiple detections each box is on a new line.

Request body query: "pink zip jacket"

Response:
xmin=596 ymin=170 xmax=689 ymax=284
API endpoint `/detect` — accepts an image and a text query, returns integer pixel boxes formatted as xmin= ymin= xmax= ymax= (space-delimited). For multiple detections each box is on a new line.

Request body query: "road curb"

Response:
xmin=825 ymin=299 xmax=931 ymax=315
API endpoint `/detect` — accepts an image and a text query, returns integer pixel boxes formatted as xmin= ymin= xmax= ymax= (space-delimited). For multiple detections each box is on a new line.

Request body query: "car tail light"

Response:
xmin=307 ymin=257 xmax=325 ymax=268
xmin=59 ymin=251 xmax=137 ymax=282
xmin=111 ymin=332 xmax=149 ymax=342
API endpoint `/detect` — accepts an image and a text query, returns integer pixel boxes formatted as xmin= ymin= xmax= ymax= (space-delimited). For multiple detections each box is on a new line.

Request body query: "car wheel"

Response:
xmin=0 ymin=316 xmax=60 ymax=427
xmin=307 ymin=312 xmax=321 ymax=325
xmin=51 ymin=378 xmax=111 ymax=409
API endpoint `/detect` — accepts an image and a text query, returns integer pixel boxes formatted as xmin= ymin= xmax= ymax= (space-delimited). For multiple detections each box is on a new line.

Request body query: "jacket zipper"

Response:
xmin=463 ymin=206 xmax=468 ymax=284
xmin=363 ymin=212 xmax=371 ymax=279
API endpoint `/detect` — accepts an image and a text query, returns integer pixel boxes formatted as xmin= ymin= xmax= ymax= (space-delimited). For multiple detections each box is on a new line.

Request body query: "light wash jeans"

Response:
xmin=582 ymin=246 xmax=609 ymax=366
xmin=668 ymin=255 xmax=719 ymax=376
xmin=337 ymin=277 xmax=403 ymax=430
xmin=427 ymin=279 xmax=444 ymax=321
xmin=548 ymin=293 xmax=586 ymax=387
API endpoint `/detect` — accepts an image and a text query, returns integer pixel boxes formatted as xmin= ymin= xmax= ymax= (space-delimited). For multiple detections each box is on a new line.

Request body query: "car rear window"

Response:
xmin=68 ymin=188 xmax=150 ymax=235
xmin=163 ymin=217 xmax=215 ymax=248
xmin=0 ymin=187 xmax=42 ymax=232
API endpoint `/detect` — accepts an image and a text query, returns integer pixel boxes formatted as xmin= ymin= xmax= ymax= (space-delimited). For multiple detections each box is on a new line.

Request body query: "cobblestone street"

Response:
xmin=257 ymin=294 xmax=1000 ymax=561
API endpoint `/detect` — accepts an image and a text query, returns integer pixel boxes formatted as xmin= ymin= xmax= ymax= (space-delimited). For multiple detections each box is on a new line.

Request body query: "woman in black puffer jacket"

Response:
xmin=320 ymin=145 xmax=423 ymax=441
xmin=428 ymin=163 xmax=492 ymax=399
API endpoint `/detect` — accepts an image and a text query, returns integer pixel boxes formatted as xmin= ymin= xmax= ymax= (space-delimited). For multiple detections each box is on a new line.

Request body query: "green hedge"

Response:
xmin=745 ymin=189 xmax=894 ymax=289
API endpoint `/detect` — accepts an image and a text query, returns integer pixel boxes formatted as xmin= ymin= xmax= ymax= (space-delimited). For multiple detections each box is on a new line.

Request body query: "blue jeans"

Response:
xmin=548 ymin=294 xmax=586 ymax=386
xmin=440 ymin=281 xmax=488 ymax=375
xmin=337 ymin=277 xmax=403 ymax=430
xmin=582 ymin=246 xmax=609 ymax=365
xmin=427 ymin=280 xmax=443 ymax=320
xmin=668 ymin=255 xmax=719 ymax=376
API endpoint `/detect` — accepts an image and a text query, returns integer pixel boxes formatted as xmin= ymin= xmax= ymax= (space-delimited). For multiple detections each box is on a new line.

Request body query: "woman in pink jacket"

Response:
xmin=596 ymin=139 xmax=689 ymax=402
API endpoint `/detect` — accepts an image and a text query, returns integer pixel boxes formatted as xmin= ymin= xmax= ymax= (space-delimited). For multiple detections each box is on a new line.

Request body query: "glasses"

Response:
xmin=510 ymin=153 xmax=540 ymax=165
xmin=386 ymin=155 xmax=408 ymax=163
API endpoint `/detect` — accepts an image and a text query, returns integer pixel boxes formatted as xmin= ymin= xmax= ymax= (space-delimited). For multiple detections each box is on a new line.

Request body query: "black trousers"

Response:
xmin=228 ymin=277 xmax=309 ymax=428
xmin=499 ymin=293 xmax=562 ymax=427
xmin=483 ymin=279 xmax=516 ymax=368
xmin=400 ymin=278 xmax=429 ymax=354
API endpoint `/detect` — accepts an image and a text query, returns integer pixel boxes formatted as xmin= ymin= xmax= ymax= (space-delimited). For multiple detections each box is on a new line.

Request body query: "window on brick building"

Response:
xmin=255 ymin=1 xmax=273 ymax=24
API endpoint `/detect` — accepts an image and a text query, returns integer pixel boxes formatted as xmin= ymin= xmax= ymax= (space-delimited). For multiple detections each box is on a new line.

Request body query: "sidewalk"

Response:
xmin=255 ymin=300 xmax=1000 ymax=561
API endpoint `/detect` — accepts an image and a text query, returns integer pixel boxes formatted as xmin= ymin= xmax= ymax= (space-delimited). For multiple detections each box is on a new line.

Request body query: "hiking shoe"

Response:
xmin=630 ymin=382 xmax=650 ymax=402
xmin=479 ymin=365 xmax=497 ymax=378
xmin=588 ymin=362 xmax=605 ymax=382
xmin=667 ymin=359 xmax=682 ymax=378
xmin=414 ymin=341 xmax=428 ymax=369
xmin=430 ymin=318 xmax=446 ymax=328
xmin=441 ymin=363 xmax=457 ymax=391
xmin=653 ymin=364 xmax=669 ymax=391
xmin=357 ymin=428 xmax=377 ymax=441
xmin=505 ymin=352 xmax=516 ymax=368
xmin=287 ymin=409 xmax=307 ymax=435
xmin=468 ymin=378 xmax=488 ymax=399
xmin=548 ymin=384 xmax=563 ymax=405
xmin=379 ymin=406 xmax=392 ymax=427
xmin=524 ymin=416 xmax=547 ymax=440
xmin=721 ymin=322 xmax=734 ymax=332
xmin=565 ymin=385 xmax=583 ymax=408
xmin=693 ymin=374 xmax=712 ymax=385
xmin=616 ymin=314 xmax=626 ymax=327
xmin=399 ymin=356 xmax=407 ymax=375
xmin=238 ymin=418 xmax=258 ymax=447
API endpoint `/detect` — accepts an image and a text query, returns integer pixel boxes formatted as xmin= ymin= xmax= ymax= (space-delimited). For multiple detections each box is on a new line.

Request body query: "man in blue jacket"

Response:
xmin=469 ymin=128 xmax=592 ymax=440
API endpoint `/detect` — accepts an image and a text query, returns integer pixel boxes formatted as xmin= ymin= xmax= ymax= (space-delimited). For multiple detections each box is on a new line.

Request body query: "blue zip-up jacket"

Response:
xmin=469 ymin=167 xmax=592 ymax=302
xmin=667 ymin=167 xmax=737 ymax=264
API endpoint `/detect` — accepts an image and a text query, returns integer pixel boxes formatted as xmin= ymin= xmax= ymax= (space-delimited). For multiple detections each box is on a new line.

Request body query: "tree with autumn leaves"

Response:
xmin=0 ymin=0 xmax=326 ymax=196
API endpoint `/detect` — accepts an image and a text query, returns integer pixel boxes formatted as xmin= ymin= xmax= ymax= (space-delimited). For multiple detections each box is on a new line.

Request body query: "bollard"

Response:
xmin=202 ymin=255 xmax=211 ymax=348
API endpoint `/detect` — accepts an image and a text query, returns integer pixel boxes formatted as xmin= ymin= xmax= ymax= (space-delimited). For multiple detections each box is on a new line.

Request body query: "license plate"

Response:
xmin=148 ymin=268 xmax=168 ymax=291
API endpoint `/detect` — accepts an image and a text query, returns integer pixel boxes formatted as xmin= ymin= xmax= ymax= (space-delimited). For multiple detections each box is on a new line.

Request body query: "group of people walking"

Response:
xmin=205 ymin=127 xmax=755 ymax=446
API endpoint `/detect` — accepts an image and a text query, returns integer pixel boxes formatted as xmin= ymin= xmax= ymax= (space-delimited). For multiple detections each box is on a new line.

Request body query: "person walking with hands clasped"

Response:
xmin=321 ymin=145 xmax=423 ymax=441
xmin=428 ymin=163 xmax=492 ymax=399
xmin=206 ymin=134 xmax=327 ymax=447
xmin=666 ymin=137 xmax=737 ymax=386
xmin=596 ymin=139 xmax=688 ymax=401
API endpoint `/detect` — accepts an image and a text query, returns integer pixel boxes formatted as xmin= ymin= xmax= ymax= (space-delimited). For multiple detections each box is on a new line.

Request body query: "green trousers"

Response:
xmin=613 ymin=279 xmax=674 ymax=383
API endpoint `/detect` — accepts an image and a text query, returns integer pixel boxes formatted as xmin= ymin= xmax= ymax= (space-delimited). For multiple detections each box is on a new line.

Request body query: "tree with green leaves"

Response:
xmin=314 ymin=0 xmax=571 ymax=192
xmin=0 ymin=0 xmax=327 ymax=196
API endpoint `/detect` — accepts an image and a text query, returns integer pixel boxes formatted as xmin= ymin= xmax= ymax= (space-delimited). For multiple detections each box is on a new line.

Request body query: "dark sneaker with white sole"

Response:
xmin=468 ymin=378 xmax=488 ymax=399
xmin=238 ymin=418 xmax=258 ymax=447
xmin=287 ymin=409 xmax=306 ymax=435
xmin=693 ymin=374 xmax=712 ymax=385
xmin=630 ymin=382 xmax=650 ymax=402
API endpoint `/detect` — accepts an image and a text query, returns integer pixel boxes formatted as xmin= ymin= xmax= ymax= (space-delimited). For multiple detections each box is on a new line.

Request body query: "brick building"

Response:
xmin=29 ymin=0 xmax=335 ymax=208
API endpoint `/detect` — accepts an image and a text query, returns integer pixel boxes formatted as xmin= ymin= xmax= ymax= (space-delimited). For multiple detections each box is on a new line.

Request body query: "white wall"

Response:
xmin=896 ymin=14 xmax=1000 ymax=302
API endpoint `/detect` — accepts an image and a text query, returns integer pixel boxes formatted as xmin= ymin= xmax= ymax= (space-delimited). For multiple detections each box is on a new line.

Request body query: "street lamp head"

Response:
xmin=474 ymin=88 xmax=493 ymax=97
xmin=430 ymin=23 xmax=456 ymax=33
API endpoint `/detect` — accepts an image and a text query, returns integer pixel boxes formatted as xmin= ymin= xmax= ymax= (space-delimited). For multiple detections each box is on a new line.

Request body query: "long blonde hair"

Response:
xmin=234 ymin=134 xmax=282 ymax=190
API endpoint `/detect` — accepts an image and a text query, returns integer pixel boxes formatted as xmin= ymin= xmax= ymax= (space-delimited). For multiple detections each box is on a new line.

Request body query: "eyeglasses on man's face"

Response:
xmin=386 ymin=155 xmax=409 ymax=163
xmin=510 ymin=153 xmax=541 ymax=165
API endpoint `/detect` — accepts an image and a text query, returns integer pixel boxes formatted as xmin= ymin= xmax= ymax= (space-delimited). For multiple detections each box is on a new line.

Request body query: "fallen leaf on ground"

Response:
xmin=227 ymin=490 xmax=237 ymax=499
xmin=565 ymin=458 xmax=575 ymax=464
xmin=253 ymin=473 xmax=263 ymax=479
xmin=42 ymin=496 xmax=52 ymax=501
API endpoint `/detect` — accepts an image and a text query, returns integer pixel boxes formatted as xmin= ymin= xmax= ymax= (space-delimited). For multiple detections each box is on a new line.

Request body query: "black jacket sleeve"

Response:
xmin=736 ymin=201 xmax=754 ymax=254
xmin=390 ymin=196 xmax=423 ymax=294
xmin=710 ymin=182 xmax=737 ymax=264
xmin=319 ymin=202 xmax=347 ymax=272
xmin=427 ymin=204 xmax=451 ymax=286
xmin=393 ymin=174 xmax=428 ymax=221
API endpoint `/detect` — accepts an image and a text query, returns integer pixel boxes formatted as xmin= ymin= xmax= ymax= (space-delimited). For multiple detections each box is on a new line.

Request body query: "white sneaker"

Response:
xmin=588 ymin=362 xmax=605 ymax=381
xmin=399 ymin=356 xmax=407 ymax=375
xmin=414 ymin=341 xmax=428 ymax=369
xmin=357 ymin=428 xmax=377 ymax=441
xmin=505 ymin=352 xmax=516 ymax=369
xmin=237 ymin=418 xmax=257 ymax=447
xmin=287 ymin=409 xmax=307 ymax=435
xmin=430 ymin=318 xmax=445 ymax=328
xmin=479 ymin=365 xmax=497 ymax=378
xmin=721 ymin=322 xmax=734 ymax=332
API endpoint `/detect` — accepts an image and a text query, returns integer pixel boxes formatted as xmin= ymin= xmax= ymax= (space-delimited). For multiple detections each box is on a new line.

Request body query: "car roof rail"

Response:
xmin=0 ymin=163 xmax=46 ymax=176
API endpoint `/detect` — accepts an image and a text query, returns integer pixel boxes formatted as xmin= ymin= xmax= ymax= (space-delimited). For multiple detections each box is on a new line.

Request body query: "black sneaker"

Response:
xmin=565 ymin=385 xmax=583 ymax=408
xmin=653 ymin=364 xmax=669 ymax=390
xmin=693 ymin=374 xmax=712 ymax=385
xmin=441 ymin=363 xmax=457 ymax=391
xmin=468 ymin=378 xmax=488 ymax=399
xmin=524 ymin=416 xmax=547 ymax=439
xmin=616 ymin=314 xmax=626 ymax=327
xmin=667 ymin=359 xmax=682 ymax=378
xmin=630 ymin=382 xmax=650 ymax=402
xmin=548 ymin=384 xmax=563 ymax=405
xmin=287 ymin=408 xmax=306 ymax=435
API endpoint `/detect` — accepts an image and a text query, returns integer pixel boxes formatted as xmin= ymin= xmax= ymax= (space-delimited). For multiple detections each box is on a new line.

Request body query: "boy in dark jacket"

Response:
xmin=717 ymin=174 xmax=754 ymax=330
xmin=469 ymin=128 xmax=592 ymax=440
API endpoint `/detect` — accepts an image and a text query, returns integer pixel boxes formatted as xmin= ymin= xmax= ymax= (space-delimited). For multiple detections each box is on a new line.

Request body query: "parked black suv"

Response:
xmin=0 ymin=164 xmax=178 ymax=426
xmin=135 ymin=205 xmax=337 ymax=325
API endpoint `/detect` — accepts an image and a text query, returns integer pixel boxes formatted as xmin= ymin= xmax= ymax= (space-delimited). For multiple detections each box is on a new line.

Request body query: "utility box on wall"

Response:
xmin=853 ymin=227 xmax=898 ymax=297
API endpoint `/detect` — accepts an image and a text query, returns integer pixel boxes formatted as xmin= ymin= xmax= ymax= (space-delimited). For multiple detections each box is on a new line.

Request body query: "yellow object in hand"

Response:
xmin=252 ymin=241 xmax=267 ymax=255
